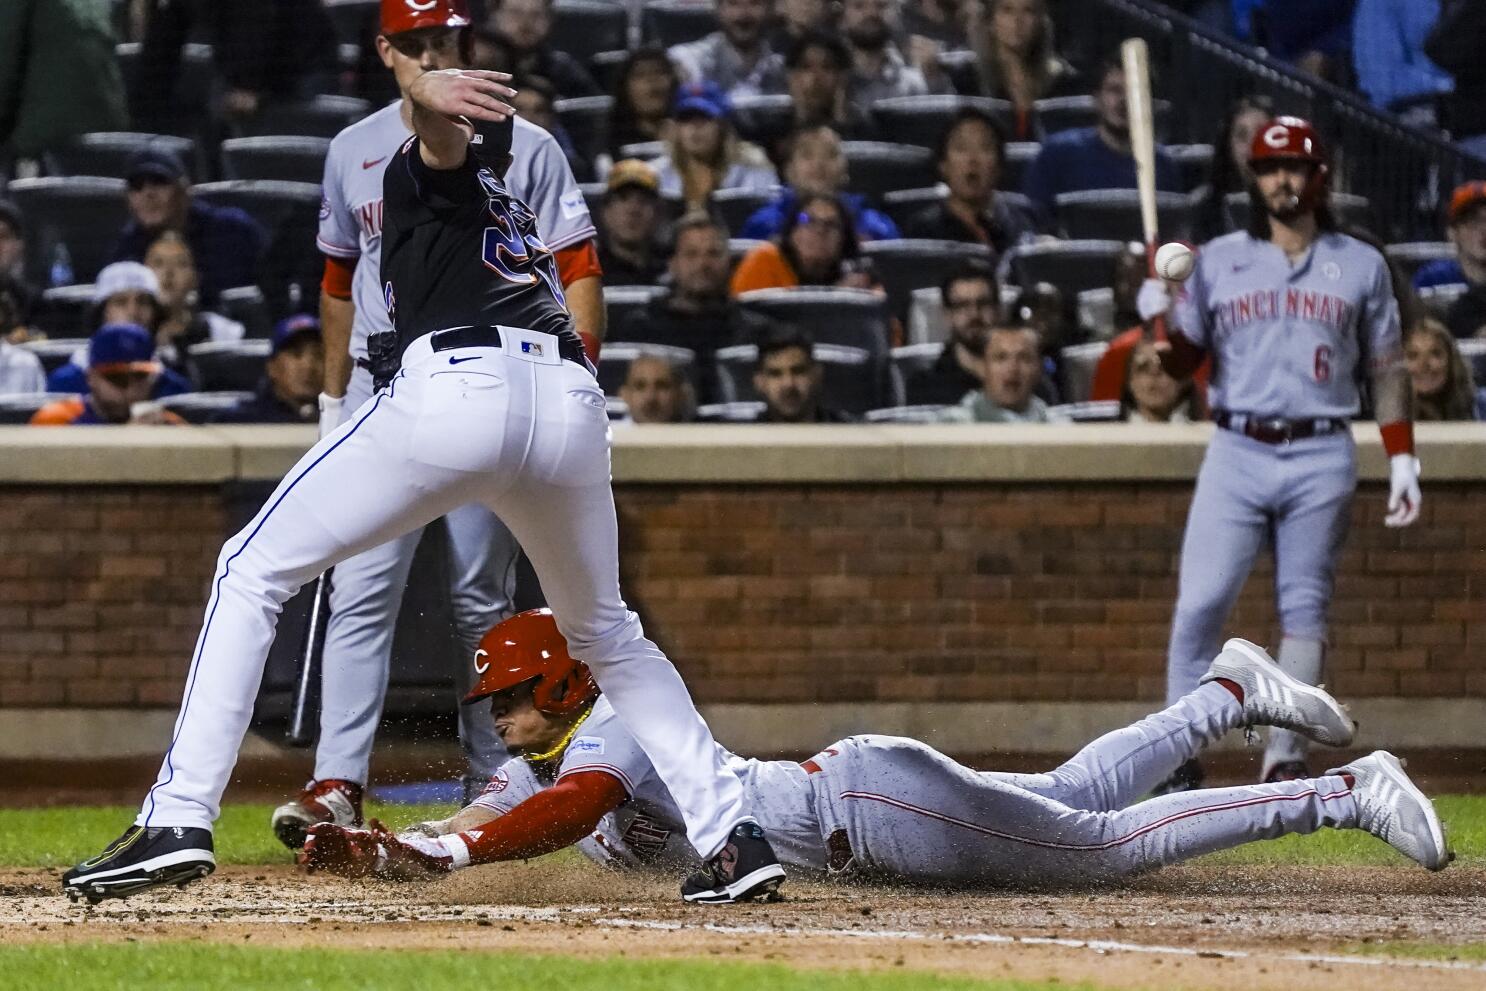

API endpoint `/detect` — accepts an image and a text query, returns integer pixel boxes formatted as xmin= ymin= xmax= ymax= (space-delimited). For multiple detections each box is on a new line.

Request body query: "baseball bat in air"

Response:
xmin=285 ymin=569 xmax=333 ymax=747
xmin=1121 ymin=37 xmax=1167 ymax=340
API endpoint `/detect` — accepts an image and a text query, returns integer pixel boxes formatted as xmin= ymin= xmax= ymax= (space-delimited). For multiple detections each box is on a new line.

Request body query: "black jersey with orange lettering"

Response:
xmin=378 ymin=129 xmax=578 ymax=370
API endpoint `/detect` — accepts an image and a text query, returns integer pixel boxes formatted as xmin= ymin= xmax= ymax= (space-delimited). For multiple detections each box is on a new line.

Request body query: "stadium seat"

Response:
xmin=618 ymin=140 xmax=666 ymax=161
xmin=861 ymin=239 xmax=993 ymax=322
xmin=116 ymin=42 xmax=216 ymax=139
xmin=45 ymin=132 xmax=198 ymax=182
xmin=550 ymin=1 xmax=630 ymax=63
xmin=695 ymin=400 xmax=764 ymax=422
xmin=713 ymin=342 xmax=880 ymax=412
xmin=1001 ymin=141 xmax=1038 ymax=192
xmin=1167 ymin=144 xmax=1214 ymax=193
xmin=217 ymin=286 xmax=274 ymax=339
xmin=596 ymin=343 xmax=697 ymax=397
xmin=863 ymin=404 xmax=950 ymax=423
xmin=32 ymin=286 xmax=97 ymax=340
xmin=590 ymin=50 xmax=630 ymax=92
xmin=1223 ymin=191 xmax=1374 ymax=233
xmin=0 ymin=393 xmax=80 ymax=422
xmin=1055 ymin=189 xmax=1201 ymax=241
xmin=841 ymin=142 xmax=937 ymax=201
xmin=711 ymin=186 xmax=781 ymax=234
xmin=191 ymin=180 xmax=323 ymax=310
xmin=906 ymin=286 xmax=948 ymax=346
xmin=235 ymin=95 xmax=373 ymax=138
xmin=736 ymin=287 xmax=892 ymax=353
xmin=18 ymin=339 xmax=88 ymax=376
xmin=641 ymin=1 xmax=718 ymax=47
xmin=1034 ymin=96 xmax=1170 ymax=141
xmin=868 ymin=95 xmax=1016 ymax=150
xmin=1385 ymin=242 xmax=1457 ymax=281
xmin=1050 ymin=399 xmax=1122 ymax=422
xmin=1057 ymin=341 xmax=1110 ymax=405
xmin=555 ymin=95 xmax=614 ymax=167
xmin=158 ymin=391 xmax=255 ymax=424
xmin=890 ymin=342 xmax=945 ymax=406
xmin=220 ymin=136 xmax=331 ymax=183
xmin=1077 ymin=287 xmax=1117 ymax=339
xmin=731 ymin=94 xmax=794 ymax=146
xmin=186 ymin=339 xmax=272 ymax=391
xmin=603 ymin=285 xmax=667 ymax=331
xmin=7 ymin=177 xmax=131 ymax=285
xmin=1417 ymin=283 xmax=1467 ymax=320
xmin=881 ymin=187 xmax=945 ymax=231
xmin=1004 ymin=239 xmax=1127 ymax=298
xmin=1458 ymin=339 xmax=1486 ymax=384
xmin=605 ymin=396 xmax=630 ymax=421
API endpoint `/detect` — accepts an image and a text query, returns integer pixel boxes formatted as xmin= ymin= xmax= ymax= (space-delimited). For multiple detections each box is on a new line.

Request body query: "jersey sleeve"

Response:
xmin=465 ymin=759 xmax=543 ymax=816
xmin=1361 ymin=251 xmax=1403 ymax=372
xmin=555 ymin=706 xmax=653 ymax=798
xmin=1171 ymin=249 xmax=1213 ymax=349
xmin=316 ymin=138 xmax=361 ymax=259
xmin=511 ymin=122 xmax=597 ymax=252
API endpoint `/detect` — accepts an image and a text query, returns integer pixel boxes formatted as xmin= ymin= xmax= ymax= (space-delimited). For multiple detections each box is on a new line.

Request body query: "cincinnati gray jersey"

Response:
xmin=1173 ymin=230 xmax=1401 ymax=419
xmin=469 ymin=696 xmax=828 ymax=871
xmin=317 ymin=102 xmax=595 ymax=360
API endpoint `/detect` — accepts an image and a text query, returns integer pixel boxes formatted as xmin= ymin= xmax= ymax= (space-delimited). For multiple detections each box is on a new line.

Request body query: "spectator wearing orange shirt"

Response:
xmin=730 ymin=194 xmax=878 ymax=295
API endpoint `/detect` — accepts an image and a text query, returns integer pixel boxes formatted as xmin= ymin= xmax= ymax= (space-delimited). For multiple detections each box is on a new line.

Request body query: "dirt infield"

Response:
xmin=6 ymin=861 xmax=1484 ymax=990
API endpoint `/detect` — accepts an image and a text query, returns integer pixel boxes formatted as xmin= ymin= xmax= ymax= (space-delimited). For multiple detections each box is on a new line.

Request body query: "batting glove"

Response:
xmin=1385 ymin=453 xmax=1422 ymax=528
xmin=1136 ymin=278 xmax=1172 ymax=323
xmin=300 ymin=819 xmax=453 ymax=881
xmin=317 ymin=393 xmax=344 ymax=440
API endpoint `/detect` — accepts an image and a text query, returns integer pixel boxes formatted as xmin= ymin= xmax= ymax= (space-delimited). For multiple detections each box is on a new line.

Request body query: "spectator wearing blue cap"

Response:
xmin=45 ymin=262 xmax=191 ymax=398
xmin=30 ymin=324 xmax=187 ymax=426
xmin=649 ymin=82 xmax=778 ymax=208
xmin=210 ymin=315 xmax=324 ymax=424
xmin=108 ymin=148 xmax=268 ymax=306
xmin=669 ymin=0 xmax=788 ymax=100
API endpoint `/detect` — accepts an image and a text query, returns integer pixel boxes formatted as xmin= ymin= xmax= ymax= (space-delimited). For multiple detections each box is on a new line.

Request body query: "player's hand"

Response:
xmin=299 ymin=823 xmax=386 ymax=878
xmin=1385 ymin=453 xmax=1422 ymax=528
xmin=409 ymin=69 xmax=517 ymax=124
xmin=1136 ymin=278 xmax=1172 ymax=322
xmin=317 ymin=392 xmax=343 ymax=440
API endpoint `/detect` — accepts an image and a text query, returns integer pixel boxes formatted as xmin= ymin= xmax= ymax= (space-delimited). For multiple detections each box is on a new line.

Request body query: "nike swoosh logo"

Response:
xmin=449 ymin=355 xmax=480 ymax=365
xmin=362 ymin=156 xmax=387 ymax=170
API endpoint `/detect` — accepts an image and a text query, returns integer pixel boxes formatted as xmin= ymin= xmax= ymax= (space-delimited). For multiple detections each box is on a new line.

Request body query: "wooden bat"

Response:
xmin=285 ymin=569 xmax=333 ymax=747
xmin=1121 ymin=37 xmax=1165 ymax=339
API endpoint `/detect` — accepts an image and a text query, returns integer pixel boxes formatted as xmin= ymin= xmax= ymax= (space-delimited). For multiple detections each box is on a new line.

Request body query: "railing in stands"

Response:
xmin=1072 ymin=0 xmax=1486 ymax=242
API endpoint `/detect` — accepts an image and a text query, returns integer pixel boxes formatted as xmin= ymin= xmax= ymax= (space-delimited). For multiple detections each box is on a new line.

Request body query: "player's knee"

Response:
xmin=1278 ymin=592 xmax=1329 ymax=637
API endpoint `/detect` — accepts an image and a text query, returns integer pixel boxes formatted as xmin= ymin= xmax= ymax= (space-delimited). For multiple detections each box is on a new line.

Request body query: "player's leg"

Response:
xmin=1263 ymin=437 xmax=1356 ymax=778
xmin=442 ymin=502 xmax=519 ymax=800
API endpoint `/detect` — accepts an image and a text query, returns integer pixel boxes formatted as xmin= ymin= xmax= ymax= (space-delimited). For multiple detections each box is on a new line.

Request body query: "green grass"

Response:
xmin=0 ymin=943 xmax=1086 ymax=991
xmin=0 ymin=802 xmax=458 ymax=868
xmin=1344 ymin=941 xmax=1486 ymax=962
xmin=1195 ymin=795 xmax=1485 ymax=867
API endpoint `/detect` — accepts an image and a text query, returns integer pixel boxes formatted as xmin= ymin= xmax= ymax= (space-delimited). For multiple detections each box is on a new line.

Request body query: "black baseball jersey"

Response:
xmin=378 ymin=134 xmax=578 ymax=367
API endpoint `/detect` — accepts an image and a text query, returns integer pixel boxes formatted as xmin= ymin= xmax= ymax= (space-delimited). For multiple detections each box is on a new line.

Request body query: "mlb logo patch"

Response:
xmin=521 ymin=341 xmax=544 ymax=357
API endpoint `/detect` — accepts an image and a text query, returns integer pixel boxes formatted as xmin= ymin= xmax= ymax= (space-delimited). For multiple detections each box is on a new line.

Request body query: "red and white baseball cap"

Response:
xmin=380 ymin=0 xmax=471 ymax=37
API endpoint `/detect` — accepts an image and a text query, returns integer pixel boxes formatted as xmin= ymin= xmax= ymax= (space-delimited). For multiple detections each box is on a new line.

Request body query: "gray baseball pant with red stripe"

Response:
xmin=807 ymin=684 xmax=1358 ymax=886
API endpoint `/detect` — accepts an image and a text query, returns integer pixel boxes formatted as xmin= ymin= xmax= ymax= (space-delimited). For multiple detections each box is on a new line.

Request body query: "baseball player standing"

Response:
xmin=64 ymin=69 xmax=786 ymax=905
xmin=296 ymin=611 xmax=1450 ymax=885
xmin=1139 ymin=116 xmax=1420 ymax=790
xmin=270 ymin=0 xmax=606 ymax=847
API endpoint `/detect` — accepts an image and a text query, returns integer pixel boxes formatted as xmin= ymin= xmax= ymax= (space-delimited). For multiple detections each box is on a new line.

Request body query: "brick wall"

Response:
xmin=0 ymin=480 xmax=1478 ymax=708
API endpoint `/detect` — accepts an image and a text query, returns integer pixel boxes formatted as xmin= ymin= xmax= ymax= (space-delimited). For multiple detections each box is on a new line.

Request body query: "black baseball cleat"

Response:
xmin=681 ymin=821 xmax=787 ymax=904
xmin=1264 ymin=760 xmax=1311 ymax=783
xmin=62 ymin=825 xmax=215 ymax=905
xmin=1152 ymin=758 xmax=1205 ymax=796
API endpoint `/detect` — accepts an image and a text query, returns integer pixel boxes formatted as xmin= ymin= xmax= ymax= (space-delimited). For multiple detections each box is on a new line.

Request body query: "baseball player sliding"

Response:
xmin=297 ymin=610 xmax=1450 ymax=887
xmin=64 ymin=64 xmax=785 ymax=906
xmin=1138 ymin=116 xmax=1420 ymax=792
xmin=272 ymin=0 xmax=605 ymax=847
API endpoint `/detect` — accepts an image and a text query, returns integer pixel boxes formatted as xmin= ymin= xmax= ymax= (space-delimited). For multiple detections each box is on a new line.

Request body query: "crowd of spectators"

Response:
xmin=0 ymin=0 xmax=1483 ymax=429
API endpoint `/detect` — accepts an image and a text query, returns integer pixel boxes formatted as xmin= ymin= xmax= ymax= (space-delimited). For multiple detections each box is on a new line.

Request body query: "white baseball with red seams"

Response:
xmin=1154 ymin=241 xmax=1195 ymax=281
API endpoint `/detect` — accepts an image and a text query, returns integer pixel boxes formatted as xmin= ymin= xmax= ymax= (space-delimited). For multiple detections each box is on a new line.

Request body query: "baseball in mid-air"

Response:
xmin=1154 ymin=241 xmax=1195 ymax=282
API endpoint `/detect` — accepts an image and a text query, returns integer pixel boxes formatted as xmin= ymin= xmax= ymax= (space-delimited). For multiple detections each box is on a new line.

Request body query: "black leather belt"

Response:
xmin=1213 ymin=409 xmax=1349 ymax=445
xmin=430 ymin=325 xmax=586 ymax=366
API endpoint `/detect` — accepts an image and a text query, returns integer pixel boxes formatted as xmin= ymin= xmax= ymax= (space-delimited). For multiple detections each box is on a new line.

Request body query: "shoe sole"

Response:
xmin=682 ymin=863 xmax=787 ymax=904
xmin=64 ymin=857 xmax=215 ymax=905
xmin=271 ymin=805 xmax=317 ymax=850
xmin=1367 ymin=752 xmax=1451 ymax=872
xmin=1217 ymin=638 xmax=1355 ymax=746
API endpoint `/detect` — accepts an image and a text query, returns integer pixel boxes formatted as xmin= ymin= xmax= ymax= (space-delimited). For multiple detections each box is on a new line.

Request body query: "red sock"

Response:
xmin=1213 ymin=677 xmax=1244 ymax=705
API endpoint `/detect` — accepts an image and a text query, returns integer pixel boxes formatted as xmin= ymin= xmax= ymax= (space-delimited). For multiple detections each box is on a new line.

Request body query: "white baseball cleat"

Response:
xmin=1200 ymin=638 xmax=1355 ymax=746
xmin=1330 ymin=751 xmax=1452 ymax=871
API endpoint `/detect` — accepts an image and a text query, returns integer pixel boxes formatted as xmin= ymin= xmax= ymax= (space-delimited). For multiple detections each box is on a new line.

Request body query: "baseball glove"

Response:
xmin=299 ymin=819 xmax=453 ymax=881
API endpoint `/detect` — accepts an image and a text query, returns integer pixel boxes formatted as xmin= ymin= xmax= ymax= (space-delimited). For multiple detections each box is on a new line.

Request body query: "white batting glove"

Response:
xmin=1136 ymin=278 xmax=1172 ymax=322
xmin=1385 ymin=453 xmax=1422 ymax=528
xmin=317 ymin=392 xmax=344 ymax=439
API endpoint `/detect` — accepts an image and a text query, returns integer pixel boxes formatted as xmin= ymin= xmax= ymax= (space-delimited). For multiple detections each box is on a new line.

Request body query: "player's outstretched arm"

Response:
xmin=1373 ymin=361 xmax=1422 ymax=527
xmin=407 ymin=69 xmax=518 ymax=171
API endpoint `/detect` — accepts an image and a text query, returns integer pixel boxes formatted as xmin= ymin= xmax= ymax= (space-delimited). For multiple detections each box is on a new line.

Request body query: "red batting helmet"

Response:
xmin=463 ymin=609 xmax=598 ymax=716
xmin=1247 ymin=116 xmax=1330 ymax=210
xmin=380 ymin=0 xmax=471 ymax=36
